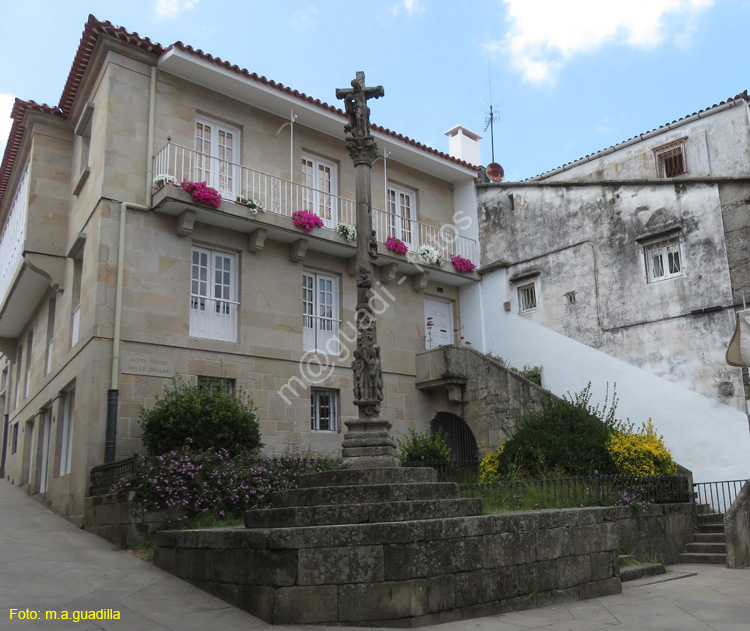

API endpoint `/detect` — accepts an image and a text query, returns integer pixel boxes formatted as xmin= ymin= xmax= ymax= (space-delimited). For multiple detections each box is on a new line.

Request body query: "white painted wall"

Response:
xmin=461 ymin=268 xmax=750 ymax=483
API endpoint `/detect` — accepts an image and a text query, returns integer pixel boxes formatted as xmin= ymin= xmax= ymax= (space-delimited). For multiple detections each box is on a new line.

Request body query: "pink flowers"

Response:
xmin=292 ymin=210 xmax=325 ymax=233
xmin=450 ymin=254 xmax=476 ymax=273
xmin=181 ymin=181 xmax=222 ymax=209
xmin=385 ymin=236 xmax=408 ymax=255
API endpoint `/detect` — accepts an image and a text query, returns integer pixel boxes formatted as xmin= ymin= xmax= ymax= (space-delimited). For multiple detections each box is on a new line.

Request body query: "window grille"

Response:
xmin=518 ymin=282 xmax=538 ymax=313
xmin=654 ymin=141 xmax=687 ymax=178
xmin=311 ymin=389 xmax=338 ymax=432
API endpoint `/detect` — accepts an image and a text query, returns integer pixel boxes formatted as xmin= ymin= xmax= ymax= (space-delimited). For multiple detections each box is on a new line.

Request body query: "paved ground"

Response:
xmin=1 ymin=480 xmax=748 ymax=631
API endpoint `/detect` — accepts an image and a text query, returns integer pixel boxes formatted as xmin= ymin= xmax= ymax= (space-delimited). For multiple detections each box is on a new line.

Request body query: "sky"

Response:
xmin=0 ymin=0 xmax=748 ymax=181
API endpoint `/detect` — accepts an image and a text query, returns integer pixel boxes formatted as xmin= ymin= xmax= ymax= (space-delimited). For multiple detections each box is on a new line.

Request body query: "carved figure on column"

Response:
xmin=336 ymin=71 xmax=384 ymax=139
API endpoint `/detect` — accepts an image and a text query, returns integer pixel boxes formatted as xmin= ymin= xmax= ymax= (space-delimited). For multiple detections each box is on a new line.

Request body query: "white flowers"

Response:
xmin=336 ymin=223 xmax=357 ymax=241
xmin=153 ymin=174 xmax=177 ymax=189
xmin=235 ymin=196 xmax=265 ymax=214
xmin=418 ymin=244 xmax=444 ymax=265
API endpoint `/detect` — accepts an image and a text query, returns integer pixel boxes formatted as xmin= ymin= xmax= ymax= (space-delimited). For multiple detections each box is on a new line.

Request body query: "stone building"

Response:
xmin=0 ymin=16 xmax=482 ymax=518
xmin=464 ymin=92 xmax=750 ymax=482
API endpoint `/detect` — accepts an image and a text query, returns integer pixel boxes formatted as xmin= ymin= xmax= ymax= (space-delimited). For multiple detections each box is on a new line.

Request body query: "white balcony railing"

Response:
xmin=0 ymin=165 xmax=29 ymax=307
xmin=303 ymin=314 xmax=341 ymax=355
xmin=190 ymin=295 xmax=239 ymax=342
xmin=153 ymin=143 xmax=478 ymax=264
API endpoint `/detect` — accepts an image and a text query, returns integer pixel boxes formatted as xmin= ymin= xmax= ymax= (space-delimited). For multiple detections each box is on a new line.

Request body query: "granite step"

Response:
xmin=619 ymin=562 xmax=666 ymax=582
xmin=244 ymin=497 xmax=483 ymax=529
xmin=271 ymin=482 xmax=461 ymax=508
xmin=691 ymin=532 xmax=725 ymax=543
xmin=696 ymin=522 xmax=725 ymax=533
xmin=677 ymin=552 xmax=727 ymax=564
xmin=297 ymin=467 xmax=437 ymax=488
xmin=684 ymin=542 xmax=727 ymax=554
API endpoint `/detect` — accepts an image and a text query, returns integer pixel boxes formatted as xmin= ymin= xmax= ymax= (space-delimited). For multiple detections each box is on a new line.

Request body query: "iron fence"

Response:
xmin=88 ymin=455 xmax=139 ymax=497
xmin=693 ymin=479 xmax=747 ymax=515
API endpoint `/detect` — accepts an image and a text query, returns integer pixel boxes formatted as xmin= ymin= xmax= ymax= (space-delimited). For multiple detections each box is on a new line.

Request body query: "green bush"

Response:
xmin=139 ymin=376 xmax=262 ymax=455
xmin=512 ymin=365 xmax=542 ymax=387
xmin=492 ymin=384 xmax=617 ymax=477
xmin=397 ymin=428 xmax=453 ymax=463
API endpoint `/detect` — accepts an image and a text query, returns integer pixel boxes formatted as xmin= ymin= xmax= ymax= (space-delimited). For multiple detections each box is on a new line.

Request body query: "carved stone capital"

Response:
xmin=345 ymin=136 xmax=379 ymax=166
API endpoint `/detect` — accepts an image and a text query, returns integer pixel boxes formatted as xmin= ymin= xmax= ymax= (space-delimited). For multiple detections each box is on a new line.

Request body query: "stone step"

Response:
xmin=697 ymin=523 xmax=725 ymax=534
xmin=692 ymin=532 xmax=725 ymax=544
xmin=697 ymin=512 xmax=724 ymax=524
xmin=619 ymin=562 xmax=666 ymax=582
xmin=685 ymin=542 xmax=727 ymax=554
xmin=678 ymin=552 xmax=727 ymax=564
xmin=271 ymin=482 xmax=461 ymax=508
xmin=297 ymin=467 xmax=437 ymax=489
xmin=244 ymin=497 xmax=483 ymax=529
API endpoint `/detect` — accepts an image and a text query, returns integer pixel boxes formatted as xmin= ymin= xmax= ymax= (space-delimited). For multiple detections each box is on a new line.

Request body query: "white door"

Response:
xmin=39 ymin=410 xmax=51 ymax=493
xmin=190 ymin=248 xmax=238 ymax=342
xmin=388 ymin=185 xmax=416 ymax=249
xmin=195 ymin=118 xmax=240 ymax=199
xmin=424 ymin=298 xmax=454 ymax=349
xmin=301 ymin=154 xmax=338 ymax=228
xmin=303 ymin=271 xmax=339 ymax=354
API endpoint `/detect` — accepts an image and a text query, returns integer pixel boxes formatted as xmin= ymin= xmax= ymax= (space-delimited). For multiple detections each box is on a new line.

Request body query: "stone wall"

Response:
xmin=725 ymin=479 xmax=750 ymax=568
xmin=154 ymin=507 xmax=623 ymax=626
xmin=84 ymin=493 xmax=177 ymax=548
xmin=416 ymin=345 xmax=550 ymax=450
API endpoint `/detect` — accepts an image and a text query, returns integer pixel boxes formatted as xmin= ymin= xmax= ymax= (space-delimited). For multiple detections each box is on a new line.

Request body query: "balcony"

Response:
xmin=152 ymin=143 xmax=479 ymax=277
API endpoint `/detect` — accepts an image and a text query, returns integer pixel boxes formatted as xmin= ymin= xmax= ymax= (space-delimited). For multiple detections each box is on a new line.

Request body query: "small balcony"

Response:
xmin=152 ymin=143 xmax=479 ymax=268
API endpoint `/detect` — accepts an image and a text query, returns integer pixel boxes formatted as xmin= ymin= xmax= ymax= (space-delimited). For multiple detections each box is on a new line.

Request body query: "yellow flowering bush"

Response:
xmin=479 ymin=443 xmax=505 ymax=483
xmin=607 ymin=419 xmax=677 ymax=476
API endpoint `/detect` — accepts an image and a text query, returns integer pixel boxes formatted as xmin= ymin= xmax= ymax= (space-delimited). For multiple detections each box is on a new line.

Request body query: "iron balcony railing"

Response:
xmin=693 ymin=479 xmax=747 ymax=515
xmin=189 ymin=295 xmax=239 ymax=343
xmin=89 ymin=455 xmax=139 ymax=497
xmin=153 ymin=143 xmax=478 ymax=263
xmin=303 ymin=313 xmax=341 ymax=355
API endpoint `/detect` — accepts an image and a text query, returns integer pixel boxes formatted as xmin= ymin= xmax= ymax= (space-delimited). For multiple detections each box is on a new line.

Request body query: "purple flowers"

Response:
xmin=385 ymin=236 xmax=408 ymax=255
xmin=181 ymin=180 xmax=222 ymax=209
xmin=292 ymin=210 xmax=325 ymax=233
xmin=450 ymin=254 xmax=476 ymax=273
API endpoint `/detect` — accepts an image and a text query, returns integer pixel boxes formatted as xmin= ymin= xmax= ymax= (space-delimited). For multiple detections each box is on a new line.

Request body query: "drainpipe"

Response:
xmin=104 ymin=66 xmax=156 ymax=463
xmin=0 ymin=373 xmax=10 ymax=477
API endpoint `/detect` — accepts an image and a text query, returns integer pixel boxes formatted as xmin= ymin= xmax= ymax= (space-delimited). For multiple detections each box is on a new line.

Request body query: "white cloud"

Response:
xmin=489 ymin=0 xmax=714 ymax=84
xmin=154 ymin=0 xmax=199 ymax=21
xmin=0 ymin=94 xmax=14 ymax=152
xmin=290 ymin=6 xmax=319 ymax=32
xmin=390 ymin=0 xmax=425 ymax=17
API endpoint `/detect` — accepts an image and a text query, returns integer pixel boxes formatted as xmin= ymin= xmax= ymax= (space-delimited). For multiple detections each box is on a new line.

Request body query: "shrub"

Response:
xmin=479 ymin=442 xmax=505 ymax=483
xmin=512 ymin=365 xmax=542 ymax=387
xmin=397 ymin=428 xmax=453 ymax=463
xmin=608 ymin=419 xmax=677 ymax=476
xmin=110 ymin=448 xmax=340 ymax=522
xmin=491 ymin=384 xmax=618 ymax=477
xmin=139 ymin=377 xmax=262 ymax=455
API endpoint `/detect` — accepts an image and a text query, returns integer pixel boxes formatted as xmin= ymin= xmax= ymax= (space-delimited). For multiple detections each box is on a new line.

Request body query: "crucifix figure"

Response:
xmin=336 ymin=72 xmax=399 ymax=468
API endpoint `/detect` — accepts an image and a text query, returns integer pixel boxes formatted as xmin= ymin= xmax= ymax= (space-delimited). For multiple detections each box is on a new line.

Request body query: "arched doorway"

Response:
xmin=430 ymin=412 xmax=479 ymax=463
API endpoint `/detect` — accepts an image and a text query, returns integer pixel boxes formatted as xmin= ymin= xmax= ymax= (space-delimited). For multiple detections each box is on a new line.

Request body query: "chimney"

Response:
xmin=444 ymin=125 xmax=482 ymax=165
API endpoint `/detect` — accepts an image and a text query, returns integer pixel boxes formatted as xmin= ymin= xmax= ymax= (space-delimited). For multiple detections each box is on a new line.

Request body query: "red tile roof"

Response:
xmin=0 ymin=15 xmax=478 ymax=207
xmin=531 ymin=90 xmax=750 ymax=180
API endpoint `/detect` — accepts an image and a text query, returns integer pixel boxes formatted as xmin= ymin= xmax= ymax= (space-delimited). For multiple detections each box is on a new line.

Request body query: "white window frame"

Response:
xmin=301 ymin=154 xmax=338 ymax=228
xmin=311 ymin=389 xmax=338 ymax=432
xmin=387 ymin=184 xmax=417 ymax=249
xmin=194 ymin=117 xmax=241 ymax=199
xmin=59 ymin=388 xmax=75 ymax=476
xmin=303 ymin=271 xmax=340 ymax=355
xmin=645 ymin=237 xmax=682 ymax=283
xmin=518 ymin=282 xmax=538 ymax=314
xmin=654 ymin=139 xmax=687 ymax=178
xmin=190 ymin=247 xmax=239 ymax=342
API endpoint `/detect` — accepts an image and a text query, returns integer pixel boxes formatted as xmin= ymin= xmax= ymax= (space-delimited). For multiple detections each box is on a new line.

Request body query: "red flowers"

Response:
xmin=292 ymin=210 xmax=325 ymax=233
xmin=450 ymin=254 xmax=476 ymax=273
xmin=385 ymin=236 xmax=408 ymax=255
xmin=181 ymin=181 xmax=222 ymax=209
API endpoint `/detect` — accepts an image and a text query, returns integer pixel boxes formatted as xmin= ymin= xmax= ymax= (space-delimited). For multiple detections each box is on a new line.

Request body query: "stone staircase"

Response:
xmin=678 ymin=504 xmax=727 ymax=565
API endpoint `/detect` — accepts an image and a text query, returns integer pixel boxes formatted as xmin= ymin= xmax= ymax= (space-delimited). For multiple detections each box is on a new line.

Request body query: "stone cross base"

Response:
xmin=341 ymin=418 xmax=400 ymax=469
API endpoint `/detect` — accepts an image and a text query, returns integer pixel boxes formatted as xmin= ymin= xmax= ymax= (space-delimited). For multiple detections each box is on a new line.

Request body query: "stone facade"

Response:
xmin=0 ymin=17 xmax=480 ymax=518
xmin=725 ymin=479 xmax=750 ymax=568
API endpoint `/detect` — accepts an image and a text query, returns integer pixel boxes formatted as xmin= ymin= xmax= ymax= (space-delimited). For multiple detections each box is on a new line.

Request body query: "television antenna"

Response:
xmin=483 ymin=61 xmax=503 ymax=182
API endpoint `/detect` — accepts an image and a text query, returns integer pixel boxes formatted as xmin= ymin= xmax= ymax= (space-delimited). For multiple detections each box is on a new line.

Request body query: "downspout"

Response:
xmin=105 ymin=65 xmax=156 ymax=462
xmin=0 ymin=371 xmax=10 ymax=477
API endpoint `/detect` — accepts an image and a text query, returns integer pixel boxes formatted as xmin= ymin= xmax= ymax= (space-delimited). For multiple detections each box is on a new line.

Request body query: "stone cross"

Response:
xmin=336 ymin=72 xmax=398 ymax=468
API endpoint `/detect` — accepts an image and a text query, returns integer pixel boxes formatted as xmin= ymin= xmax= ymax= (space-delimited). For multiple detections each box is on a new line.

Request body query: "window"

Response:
xmin=23 ymin=331 xmax=32 ymax=399
xmin=311 ymin=389 xmax=338 ymax=432
xmin=45 ymin=298 xmax=55 ymax=375
xmin=387 ymin=185 xmax=416 ymax=249
xmin=518 ymin=282 xmax=538 ymax=313
xmin=190 ymin=247 xmax=238 ymax=342
xmin=303 ymin=271 xmax=340 ymax=354
xmin=197 ymin=376 xmax=235 ymax=396
xmin=11 ymin=422 xmax=18 ymax=455
xmin=195 ymin=118 xmax=240 ymax=198
xmin=59 ymin=388 xmax=75 ymax=476
xmin=68 ymin=233 xmax=85 ymax=347
xmin=72 ymin=102 xmax=93 ymax=196
xmin=645 ymin=237 xmax=682 ymax=282
xmin=654 ymin=140 xmax=687 ymax=178
xmin=14 ymin=346 xmax=22 ymax=408
xmin=301 ymin=154 xmax=338 ymax=228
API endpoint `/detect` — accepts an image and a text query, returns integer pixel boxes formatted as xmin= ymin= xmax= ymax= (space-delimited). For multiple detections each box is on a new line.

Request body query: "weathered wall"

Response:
xmin=613 ymin=503 xmax=695 ymax=565
xmin=154 ymin=507 xmax=622 ymax=626
xmin=477 ymin=181 xmax=743 ymax=410
xmin=725 ymin=479 xmax=750 ymax=568
xmin=460 ymin=275 xmax=750 ymax=482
